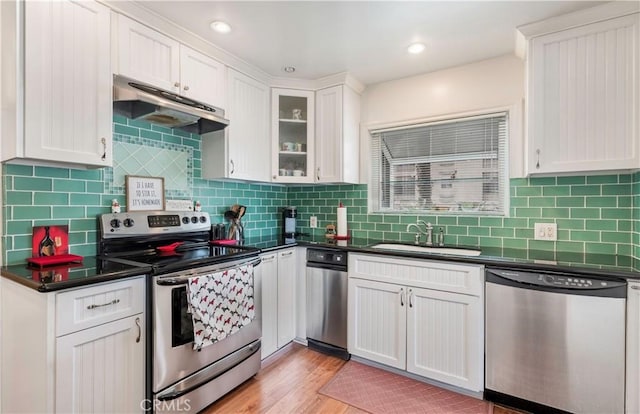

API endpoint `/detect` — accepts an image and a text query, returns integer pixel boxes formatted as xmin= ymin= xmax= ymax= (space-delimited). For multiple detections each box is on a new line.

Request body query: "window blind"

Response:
xmin=370 ymin=112 xmax=508 ymax=215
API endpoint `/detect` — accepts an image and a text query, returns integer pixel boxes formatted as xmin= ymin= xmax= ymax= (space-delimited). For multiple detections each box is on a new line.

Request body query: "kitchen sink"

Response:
xmin=369 ymin=243 xmax=482 ymax=256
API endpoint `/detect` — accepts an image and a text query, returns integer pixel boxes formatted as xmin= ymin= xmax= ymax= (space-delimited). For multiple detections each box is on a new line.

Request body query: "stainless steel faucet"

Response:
xmin=407 ymin=221 xmax=434 ymax=246
xmin=406 ymin=223 xmax=424 ymax=244
xmin=418 ymin=221 xmax=433 ymax=246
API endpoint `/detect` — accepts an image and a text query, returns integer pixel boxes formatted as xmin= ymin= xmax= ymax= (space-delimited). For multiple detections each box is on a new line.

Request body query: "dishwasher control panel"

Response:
xmin=487 ymin=268 xmax=627 ymax=290
xmin=307 ymin=248 xmax=347 ymax=268
xmin=538 ymin=274 xmax=601 ymax=288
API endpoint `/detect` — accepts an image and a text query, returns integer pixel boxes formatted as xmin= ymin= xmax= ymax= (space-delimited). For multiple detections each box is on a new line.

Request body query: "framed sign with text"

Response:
xmin=125 ymin=175 xmax=165 ymax=211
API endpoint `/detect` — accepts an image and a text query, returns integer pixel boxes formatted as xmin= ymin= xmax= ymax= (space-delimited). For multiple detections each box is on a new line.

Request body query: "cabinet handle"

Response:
xmin=174 ymin=82 xmax=180 ymax=88
xmin=399 ymin=288 xmax=404 ymax=307
xmin=87 ymin=298 xmax=120 ymax=310
xmin=230 ymin=159 xmax=235 ymax=175
xmin=408 ymin=289 xmax=413 ymax=308
xmin=316 ymin=167 xmax=320 ymax=181
xmin=183 ymin=85 xmax=190 ymax=91
xmin=273 ymin=175 xmax=277 ymax=180
xmin=632 ymin=285 xmax=640 ymax=290
xmin=135 ymin=317 xmax=141 ymax=343
xmin=100 ymin=137 xmax=107 ymax=161
xmin=535 ymin=149 xmax=540 ymax=169
xmin=262 ymin=254 xmax=276 ymax=262
xmin=281 ymin=251 xmax=293 ymax=256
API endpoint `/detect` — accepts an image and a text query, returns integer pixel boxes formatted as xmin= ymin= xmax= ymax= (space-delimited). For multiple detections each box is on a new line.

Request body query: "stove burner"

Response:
xmin=98 ymin=211 xmax=259 ymax=275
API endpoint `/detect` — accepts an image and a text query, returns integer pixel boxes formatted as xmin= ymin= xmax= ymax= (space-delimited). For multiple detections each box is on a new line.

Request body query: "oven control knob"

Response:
xmin=110 ymin=219 xmax=121 ymax=229
xmin=123 ymin=218 xmax=135 ymax=228
xmin=199 ymin=216 xmax=207 ymax=223
xmin=191 ymin=216 xmax=198 ymax=224
xmin=544 ymin=275 xmax=555 ymax=284
xmin=182 ymin=217 xmax=190 ymax=224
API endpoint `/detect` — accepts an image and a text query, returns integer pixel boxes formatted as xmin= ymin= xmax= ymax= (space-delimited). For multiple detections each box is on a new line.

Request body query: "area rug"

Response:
xmin=319 ymin=361 xmax=492 ymax=414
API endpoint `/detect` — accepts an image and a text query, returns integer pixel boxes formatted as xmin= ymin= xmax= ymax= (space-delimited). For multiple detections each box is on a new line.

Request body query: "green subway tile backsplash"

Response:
xmin=2 ymin=116 xmax=288 ymax=264
xmin=1 ymin=115 xmax=639 ymax=269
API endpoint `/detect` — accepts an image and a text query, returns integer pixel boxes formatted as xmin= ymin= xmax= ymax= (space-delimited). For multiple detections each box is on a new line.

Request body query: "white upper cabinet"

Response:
xmin=179 ymin=46 xmax=226 ymax=109
xmin=202 ymin=69 xmax=270 ymax=181
xmin=524 ymin=11 xmax=640 ymax=175
xmin=115 ymin=13 xmax=180 ymax=93
xmin=315 ymin=85 xmax=360 ymax=184
xmin=1 ymin=0 xmax=113 ymax=167
xmin=271 ymin=88 xmax=316 ymax=183
xmin=115 ymin=14 xmax=226 ymax=109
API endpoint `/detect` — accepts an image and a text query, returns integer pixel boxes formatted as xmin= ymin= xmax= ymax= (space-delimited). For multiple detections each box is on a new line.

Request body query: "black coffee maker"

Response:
xmin=282 ymin=207 xmax=297 ymax=242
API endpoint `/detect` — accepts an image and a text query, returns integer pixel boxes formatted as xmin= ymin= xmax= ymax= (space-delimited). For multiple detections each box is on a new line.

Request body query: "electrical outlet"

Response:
xmin=534 ymin=223 xmax=557 ymax=241
xmin=310 ymin=216 xmax=318 ymax=228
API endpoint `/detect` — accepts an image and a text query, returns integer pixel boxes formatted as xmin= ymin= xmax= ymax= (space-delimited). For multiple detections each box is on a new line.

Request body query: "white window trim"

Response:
xmin=366 ymin=106 xmax=513 ymax=216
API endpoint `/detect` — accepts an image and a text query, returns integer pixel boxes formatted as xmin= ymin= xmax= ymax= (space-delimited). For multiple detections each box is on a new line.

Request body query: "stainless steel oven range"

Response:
xmin=99 ymin=211 xmax=261 ymax=413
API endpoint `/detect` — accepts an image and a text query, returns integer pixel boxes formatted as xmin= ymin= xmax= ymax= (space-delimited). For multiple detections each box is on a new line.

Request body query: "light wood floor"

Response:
xmin=203 ymin=342 xmax=522 ymax=414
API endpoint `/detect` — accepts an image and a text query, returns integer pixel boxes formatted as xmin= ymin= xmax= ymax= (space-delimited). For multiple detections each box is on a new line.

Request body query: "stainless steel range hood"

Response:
xmin=113 ymin=75 xmax=229 ymax=135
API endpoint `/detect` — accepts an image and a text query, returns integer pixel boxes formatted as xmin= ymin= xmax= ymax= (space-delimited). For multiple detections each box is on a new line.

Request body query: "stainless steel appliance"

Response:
xmin=306 ymin=248 xmax=349 ymax=360
xmin=113 ymin=75 xmax=229 ymax=134
xmin=282 ymin=206 xmax=297 ymax=242
xmin=99 ymin=211 xmax=261 ymax=413
xmin=485 ymin=267 xmax=627 ymax=414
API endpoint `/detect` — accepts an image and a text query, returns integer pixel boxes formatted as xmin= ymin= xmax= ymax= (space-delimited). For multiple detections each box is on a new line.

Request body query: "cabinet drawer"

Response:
xmin=56 ymin=277 xmax=145 ymax=336
xmin=349 ymin=254 xmax=483 ymax=296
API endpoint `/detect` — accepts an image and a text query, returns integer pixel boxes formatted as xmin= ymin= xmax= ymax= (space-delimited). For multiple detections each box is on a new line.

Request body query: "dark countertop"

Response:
xmin=4 ymin=236 xmax=638 ymax=292
xmin=243 ymin=235 xmax=640 ymax=281
xmin=0 ymin=256 xmax=152 ymax=292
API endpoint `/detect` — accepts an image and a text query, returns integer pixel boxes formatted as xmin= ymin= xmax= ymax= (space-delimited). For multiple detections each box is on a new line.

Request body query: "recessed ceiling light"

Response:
xmin=283 ymin=66 xmax=296 ymax=73
xmin=210 ymin=21 xmax=231 ymax=34
xmin=407 ymin=42 xmax=426 ymax=54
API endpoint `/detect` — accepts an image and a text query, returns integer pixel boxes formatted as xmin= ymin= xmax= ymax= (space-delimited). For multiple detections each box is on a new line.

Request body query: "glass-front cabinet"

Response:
xmin=271 ymin=89 xmax=315 ymax=183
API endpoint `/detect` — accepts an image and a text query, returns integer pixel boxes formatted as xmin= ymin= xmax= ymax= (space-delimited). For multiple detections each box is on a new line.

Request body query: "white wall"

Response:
xmin=359 ymin=54 xmax=526 ymax=181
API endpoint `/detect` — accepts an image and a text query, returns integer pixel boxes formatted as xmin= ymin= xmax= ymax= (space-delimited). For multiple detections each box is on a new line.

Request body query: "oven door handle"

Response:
xmin=156 ymin=258 xmax=261 ymax=286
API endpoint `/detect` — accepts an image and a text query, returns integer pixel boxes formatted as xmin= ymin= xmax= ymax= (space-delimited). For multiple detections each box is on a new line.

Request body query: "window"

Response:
xmin=370 ymin=112 xmax=508 ymax=215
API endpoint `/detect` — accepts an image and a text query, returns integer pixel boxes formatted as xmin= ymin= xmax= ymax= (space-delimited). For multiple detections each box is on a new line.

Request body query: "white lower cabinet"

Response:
xmin=406 ymin=287 xmax=482 ymax=389
xmin=627 ymin=281 xmax=640 ymax=414
xmin=56 ymin=315 xmax=144 ymax=413
xmin=0 ymin=276 xmax=146 ymax=413
xmin=260 ymin=248 xmax=297 ymax=359
xmin=348 ymin=254 xmax=484 ymax=393
xmin=348 ymin=278 xmax=406 ymax=369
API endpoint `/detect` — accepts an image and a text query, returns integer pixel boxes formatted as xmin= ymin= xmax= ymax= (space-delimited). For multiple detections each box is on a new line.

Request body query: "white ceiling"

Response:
xmin=137 ymin=1 xmax=605 ymax=85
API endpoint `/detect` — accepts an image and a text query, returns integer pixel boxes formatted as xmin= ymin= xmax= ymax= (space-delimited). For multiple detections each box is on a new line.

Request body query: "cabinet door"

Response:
xmin=315 ymin=85 xmax=361 ymax=184
xmin=406 ymin=287 xmax=483 ymax=392
xmin=315 ymin=85 xmax=343 ymax=183
xmin=271 ymin=88 xmax=315 ymax=183
xmin=24 ymin=0 xmax=112 ymax=167
xmin=260 ymin=253 xmax=278 ymax=359
xmin=56 ymin=314 xmax=144 ymax=413
xmin=627 ymin=282 xmax=640 ymax=414
xmin=347 ymin=278 xmax=406 ymax=369
xmin=116 ymin=14 xmax=180 ymax=92
xmin=227 ymin=69 xmax=270 ymax=181
xmin=527 ymin=14 xmax=640 ymax=174
xmin=179 ymin=45 xmax=226 ymax=109
xmin=277 ymin=249 xmax=297 ymax=348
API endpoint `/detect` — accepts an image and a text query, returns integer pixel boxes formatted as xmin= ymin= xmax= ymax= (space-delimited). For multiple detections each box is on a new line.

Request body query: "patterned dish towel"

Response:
xmin=186 ymin=263 xmax=255 ymax=351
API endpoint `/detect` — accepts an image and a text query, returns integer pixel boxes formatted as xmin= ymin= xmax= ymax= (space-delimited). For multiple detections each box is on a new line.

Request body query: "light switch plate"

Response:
xmin=310 ymin=216 xmax=318 ymax=228
xmin=534 ymin=223 xmax=557 ymax=241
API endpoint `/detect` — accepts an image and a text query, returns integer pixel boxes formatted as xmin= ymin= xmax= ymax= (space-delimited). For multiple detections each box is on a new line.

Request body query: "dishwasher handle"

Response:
xmin=306 ymin=261 xmax=347 ymax=272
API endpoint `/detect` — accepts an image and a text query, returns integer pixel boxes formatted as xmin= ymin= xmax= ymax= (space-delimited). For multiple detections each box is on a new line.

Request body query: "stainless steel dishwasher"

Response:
xmin=306 ymin=248 xmax=350 ymax=360
xmin=485 ymin=267 xmax=627 ymax=414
